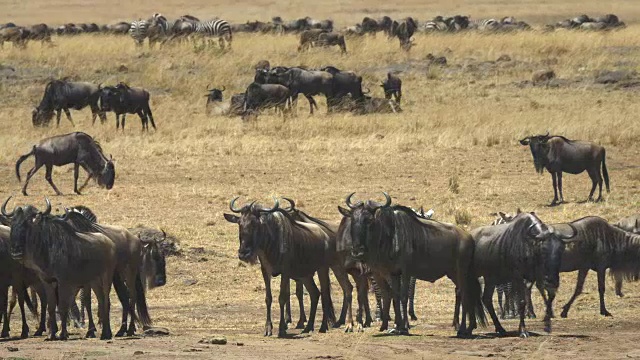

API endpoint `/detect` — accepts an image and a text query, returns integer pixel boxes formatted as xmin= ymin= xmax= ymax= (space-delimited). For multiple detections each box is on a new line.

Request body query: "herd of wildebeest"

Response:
xmin=0 ymin=9 xmax=637 ymax=343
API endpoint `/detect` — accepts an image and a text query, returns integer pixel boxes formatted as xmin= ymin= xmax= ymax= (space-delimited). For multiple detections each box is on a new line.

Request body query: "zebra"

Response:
xmin=129 ymin=19 xmax=148 ymax=47
xmin=422 ymin=21 xmax=450 ymax=33
xmin=468 ymin=18 xmax=500 ymax=31
xmin=194 ymin=19 xmax=232 ymax=49
xmin=147 ymin=13 xmax=174 ymax=47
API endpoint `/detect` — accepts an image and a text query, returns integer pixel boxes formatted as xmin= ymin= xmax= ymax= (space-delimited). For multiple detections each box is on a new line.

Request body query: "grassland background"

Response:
xmin=0 ymin=0 xmax=640 ymax=359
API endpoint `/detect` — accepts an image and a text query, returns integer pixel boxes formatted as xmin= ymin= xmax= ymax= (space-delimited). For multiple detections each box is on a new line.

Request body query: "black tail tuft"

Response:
xmin=602 ymin=149 xmax=610 ymax=193
xmin=15 ymin=146 xmax=36 ymax=182
xmin=135 ymin=273 xmax=152 ymax=328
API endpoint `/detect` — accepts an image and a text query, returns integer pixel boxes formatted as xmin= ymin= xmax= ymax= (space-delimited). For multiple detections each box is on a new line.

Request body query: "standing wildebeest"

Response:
xmin=16 ymin=132 xmax=115 ymax=196
xmin=27 ymin=24 xmax=52 ymax=46
xmin=224 ymin=198 xmax=336 ymax=337
xmin=242 ymin=82 xmax=292 ymax=120
xmin=0 ymin=27 xmax=29 ymax=48
xmin=320 ymin=66 xmax=366 ymax=112
xmin=267 ymin=67 xmax=333 ymax=114
xmin=298 ymin=29 xmax=327 ymax=52
xmin=64 ymin=206 xmax=165 ymax=337
xmin=339 ymin=193 xmax=486 ymax=336
xmin=470 ymin=212 xmax=577 ymax=337
xmin=381 ymin=72 xmax=402 ymax=104
xmin=32 ymin=79 xmax=105 ymax=127
xmin=519 ymin=133 xmax=609 ymax=205
xmin=391 ymin=17 xmax=417 ymax=51
xmin=4 ymin=198 xmax=117 ymax=340
xmin=99 ymin=83 xmax=156 ymax=131
xmin=611 ymin=215 xmax=640 ymax=297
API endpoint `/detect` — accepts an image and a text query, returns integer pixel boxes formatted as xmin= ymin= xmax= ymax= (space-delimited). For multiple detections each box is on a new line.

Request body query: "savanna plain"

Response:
xmin=1 ymin=0 xmax=640 ymax=358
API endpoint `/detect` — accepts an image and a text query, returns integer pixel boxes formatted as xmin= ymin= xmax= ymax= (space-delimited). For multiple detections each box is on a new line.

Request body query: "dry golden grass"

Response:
xmin=1 ymin=1 xmax=640 ymax=358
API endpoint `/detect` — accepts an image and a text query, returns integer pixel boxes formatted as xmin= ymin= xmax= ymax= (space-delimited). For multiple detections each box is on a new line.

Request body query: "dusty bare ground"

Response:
xmin=1 ymin=0 xmax=640 ymax=359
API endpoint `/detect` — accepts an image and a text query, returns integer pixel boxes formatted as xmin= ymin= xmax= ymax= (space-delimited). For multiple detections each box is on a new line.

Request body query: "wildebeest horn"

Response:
xmin=220 ymin=86 xmax=226 ymax=92
xmin=258 ymin=197 xmax=279 ymax=213
xmin=281 ymin=197 xmax=296 ymax=211
xmin=58 ymin=207 xmax=70 ymax=222
xmin=556 ymin=223 xmax=579 ymax=241
xmin=229 ymin=196 xmax=242 ymax=213
xmin=1 ymin=196 xmax=14 ymax=217
xmin=160 ymin=228 xmax=167 ymax=242
xmin=42 ymin=197 xmax=52 ymax=216
xmin=363 ymin=87 xmax=370 ymax=94
xmin=527 ymin=222 xmax=543 ymax=239
xmin=345 ymin=192 xmax=362 ymax=209
xmin=381 ymin=192 xmax=391 ymax=208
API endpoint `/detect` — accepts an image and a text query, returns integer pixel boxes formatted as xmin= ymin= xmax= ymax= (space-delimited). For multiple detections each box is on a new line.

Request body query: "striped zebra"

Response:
xmin=194 ymin=19 xmax=232 ymax=49
xmin=129 ymin=19 xmax=148 ymax=47
xmin=422 ymin=20 xmax=450 ymax=33
xmin=468 ymin=18 xmax=500 ymax=31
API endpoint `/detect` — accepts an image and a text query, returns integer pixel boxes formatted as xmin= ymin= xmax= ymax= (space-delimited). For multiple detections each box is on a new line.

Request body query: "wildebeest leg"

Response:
xmin=497 ymin=285 xmax=505 ymax=319
xmin=62 ymin=108 xmax=75 ymax=127
xmin=595 ymin=167 xmax=604 ymax=202
xmin=525 ymin=281 xmax=536 ymax=319
xmin=389 ymin=274 xmax=406 ymax=335
xmin=21 ymin=161 xmax=45 ymax=196
xmin=116 ymin=114 xmax=121 ymax=130
xmin=482 ymin=279 xmax=506 ymax=335
xmin=83 ymin=287 xmax=97 ymax=338
xmin=353 ymin=273 xmax=371 ymax=329
xmin=614 ymin=272 xmax=624 ymax=297
xmin=122 ymin=114 xmax=127 ymax=131
xmin=295 ymin=280 xmax=306 ymax=329
xmin=305 ymin=95 xmax=317 ymax=114
xmin=535 ymin=281 xmax=551 ymax=317
xmin=514 ymin=279 xmax=529 ymax=338
xmin=34 ymin=285 xmax=47 ymax=337
xmin=318 ymin=268 xmax=335 ymax=333
xmin=587 ymin=168 xmax=598 ymax=202
xmin=94 ymin=276 xmax=113 ymax=340
xmin=543 ymin=287 xmax=556 ymax=333
xmin=301 ymin=276 xmax=320 ymax=334
xmin=277 ymin=274 xmax=290 ymax=337
xmin=73 ymin=163 xmax=82 ymax=195
xmin=374 ymin=274 xmax=392 ymax=332
xmin=597 ymin=269 xmax=612 ymax=316
xmin=550 ymin=172 xmax=560 ymax=205
xmin=145 ymin=106 xmax=156 ymax=130
xmin=44 ymin=164 xmax=63 ymax=195
xmin=55 ymin=284 xmax=73 ymax=340
xmin=77 ymin=166 xmax=93 ymax=193
xmin=408 ymin=277 xmax=417 ymax=321
xmin=0 ymin=283 xmax=9 ymax=338
xmin=399 ymin=273 xmax=411 ymax=333
xmin=137 ymin=110 xmax=147 ymax=132
xmin=560 ymin=268 xmax=588 ymax=318
xmin=452 ymin=286 xmax=460 ymax=330
xmin=331 ymin=266 xmax=353 ymax=330
xmin=259 ymin=266 xmax=273 ymax=336
xmin=15 ymin=283 xmax=30 ymax=338
xmin=56 ymin=109 xmax=62 ymax=127
xmin=557 ymin=172 xmax=565 ymax=204
xmin=284 ymin=283 xmax=292 ymax=325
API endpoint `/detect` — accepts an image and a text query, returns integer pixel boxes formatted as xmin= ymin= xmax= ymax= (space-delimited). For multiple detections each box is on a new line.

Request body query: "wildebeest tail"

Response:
xmin=23 ymin=286 xmax=37 ymax=316
xmin=135 ymin=272 xmax=153 ymax=328
xmin=15 ymin=146 xmax=36 ymax=182
xmin=465 ymin=256 xmax=487 ymax=327
xmin=602 ymin=148 xmax=610 ymax=193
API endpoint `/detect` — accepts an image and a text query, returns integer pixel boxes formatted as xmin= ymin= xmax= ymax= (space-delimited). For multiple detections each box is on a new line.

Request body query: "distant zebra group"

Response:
xmin=129 ymin=13 xmax=232 ymax=49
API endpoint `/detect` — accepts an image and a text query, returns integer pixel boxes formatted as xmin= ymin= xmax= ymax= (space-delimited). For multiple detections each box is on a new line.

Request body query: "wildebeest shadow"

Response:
xmin=452 ymin=330 xmax=544 ymax=339
xmin=275 ymin=333 xmax=312 ymax=340
xmin=372 ymin=332 xmax=421 ymax=338
xmin=553 ymin=334 xmax=594 ymax=339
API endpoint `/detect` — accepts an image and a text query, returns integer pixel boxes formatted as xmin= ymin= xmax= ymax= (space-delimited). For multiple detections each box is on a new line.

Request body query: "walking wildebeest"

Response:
xmin=27 ymin=24 xmax=52 ymax=46
xmin=32 ymin=79 xmax=106 ymax=127
xmin=381 ymin=72 xmax=402 ymax=104
xmin=3 ymin=197 xmax=117 ymax=340
xmin=224 ymin=198 xmax=336 ymax=337
xmin=519 ymin=133 xmax=609 ymax=205
xmin=338 ymin=192 xmax=486 ymax=337
xmin=391 ymin=17 xmax=417 ymax=51
xmin=297 ymin=29 xmax=327 ymax=52
xmin=15 ymin=132 xmax=115 ymax=196
xmin=316 ymin=32 xmax=347 ymax=54
xmin=266 ymin=67 xmax=333 ymax=114
xmin=0 ymin=27 xmax=29 ymax=48
xmin=64 ymin=206 xmax=166 ymax=336
xmin=99 ymin=82 xmax=156 ymax=131
xmin=470 ymin=212 xmax=577 ymax=337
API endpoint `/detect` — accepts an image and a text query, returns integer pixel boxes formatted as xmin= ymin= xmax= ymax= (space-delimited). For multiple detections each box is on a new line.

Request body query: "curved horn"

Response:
xmin=160 ymin=228 xmax=167 ymax=242
xmin=229 ymin=196 xmax=242 ymax=213
xmin=558 ymin=223 xmax=579 ymax=241
xmin=57 ymin=207 xmax=70 ymax=222
xmin=258 ymin=197 xmax=279 ymax=213
xmin=42 ymin=197 xmax=51 ymax=216
xmin=527 ymin=222 xmax=539 ymax=239
xmin=381 ymin=192 xmax=391 ymax=208
xmin=363 ymin=87 xmax=370 ymax=94
xmin=1 ymin=196 xmax=14 ymax=217
xmin=220 ymin=86 xmax=226 ymax=92
xmin=281 ymin=197 xmax=296 ymax=211
xmin=345 ymin=192 xmax=362 ymax=209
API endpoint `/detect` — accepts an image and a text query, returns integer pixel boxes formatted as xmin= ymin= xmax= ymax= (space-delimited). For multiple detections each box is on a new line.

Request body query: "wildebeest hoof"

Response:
xmin=1 ymin=331 xmax=9 ymax=338
xmin=295 ymin=321 xmax=305 ymax=329
xmin=21 ymin=330 xmax=29 ymax=339
xmin=301 ymin=325 xmax=314 ymax=334
xmin=601 ymin=310 xmax=613 ymax=317
xmin=560 ymin=308 xmax=569 ymax=318
xmin=526 ymin=313 xmax=536 ymax=319
xmin=86 ymin=330 xmax=97 ymax=338
xmin=264 ymin=323 xmax=273 ymax=336
xmin=277 ymin=329 xmax=287 ymax=338
xmin=115 ymin=327 xmax=126 ymax=337
xmin=33 ymin=329 xmax=44 ymax=337
xmin=100 ymin=332 xmax=112 ymax=340
xmin=519 ymin=330 xmax=530 ymax=338
xmin=45 ymin=334 xmax=58 ymax=341
xmin=496 ymin=327 xmax=507 ymax=336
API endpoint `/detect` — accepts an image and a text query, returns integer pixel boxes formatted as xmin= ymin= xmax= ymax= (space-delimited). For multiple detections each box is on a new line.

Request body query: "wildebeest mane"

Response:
xmin=63 ymin=210 xmax=106 ymax=234
xmin=390 ymin=205 xmax=449 ymax=256
xmin=336 ymin=216 xmax=352 ymax=252
xmin=486 ymin=213 xmax=538 ymax=272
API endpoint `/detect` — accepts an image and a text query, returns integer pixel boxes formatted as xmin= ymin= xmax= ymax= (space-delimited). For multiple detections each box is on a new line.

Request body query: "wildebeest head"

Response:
xmin=205 ymin=85 xmax=225 ymax=104
xmin=142 ymin=230 xmax=167 ymax=288
xmin=338 ymin=192 xmax=393 ymax=260
xmin=97 ymin=156 xmax=115 ymax=190
xmin=98 ymin=86 xmax=118 ymax=112
xmin=224 ymin=197 xmax=280 ymax=263
xmin=519 ymin=132 xmax=552 ymax=174
xmin=2 ymin=197 xmax=51 ymax=260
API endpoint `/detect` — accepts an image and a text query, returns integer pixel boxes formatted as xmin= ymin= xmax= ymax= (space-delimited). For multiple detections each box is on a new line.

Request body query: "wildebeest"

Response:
xmin=470 ymin=212 xmax=577 ymax=337
xmin=298 ymin=29 xmax=327 ymax=52
xmin=99 ymin=82 xmax=156 ymax=131
xmin=224 ymin=198 xmax=336 ymax=337
xmin=519 ymin=134 xmax=610 ymax=205
xmin=205 ymin=85 xmax=225 ymax=106
xmin=104 ymin=22 xmax=131 ymax=35
xmin=242 ymin=82 xmax=292 ymax=120
xmin=3 ymin=198 xmax=117 ymax=340
xmin=15 ymin=132 xmax=115 ymax=196
xmin=32 ymin=79 xmax=105 ymax=127
xmin=611 ymin=215 xmax=640 ymax=297
xmin=0 ymin=27 xmax=29 ymax=48
xmin=391 ymin=17 xmax=417 ymax=51
xmin=316 ymin=32 xmax=347 ymax=54
xmin=266 ymin=67 xmax=333 ymax=114
xmin=338 ymin=193 xmax=485 ymax=336
xmin=64 ymin=206 xmax=165 ymax=336
xmin=27 ymin=24 xmax=52 ymax=46
xmin=381 ymin=72 xmax=402 ymax=104
xmin=320 ymin=66 xmax=366 ymax=112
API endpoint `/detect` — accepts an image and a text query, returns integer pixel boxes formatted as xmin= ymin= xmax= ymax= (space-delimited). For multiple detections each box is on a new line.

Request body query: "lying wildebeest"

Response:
xmin=32 ymin=79 xmax=106 ymax=127
xmin=0 ymin=27 xmax=29 ymax=48
xmin=355 ymin=96 xmax=401 ymax=114
xmin=267 ymin=67 xmax=333 ymax=114
xmin=391 ymin=17 xmax=417 ymax=51
xmin=16 ymin=132 xmax=115 ymax=196
xmin=99 ymin=82 xmax=156 ymax=131
xmin=316 ymin=32 xmax=347 ymax=54
xmin=298 ymin=29 xmax=327 ymax=52
xmin=224 ymin=198 xmax=336 ymax=337
xmin=339 ymin=193 xmax=486 ymax=336
xmin=204 ymin=85 xmax=225 ymax=114
xmin=381 ymin=72 xmax=402 ymax=104
xmin=519 ymin=133 xmax=609 ymax=205
xmin=64 ymin=206 xmax=166 ymax=336
xmin=470 ymin=212 xmax=577 ymax=337
xmin=242 ymin=82 xmax=292 ymax=120
xmin=4 ymin=198 xmax=117 ymax=340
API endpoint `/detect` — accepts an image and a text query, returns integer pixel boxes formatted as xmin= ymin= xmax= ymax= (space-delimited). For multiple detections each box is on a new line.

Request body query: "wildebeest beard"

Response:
xmin=530 ymin=144 xmax=548 ymax=174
